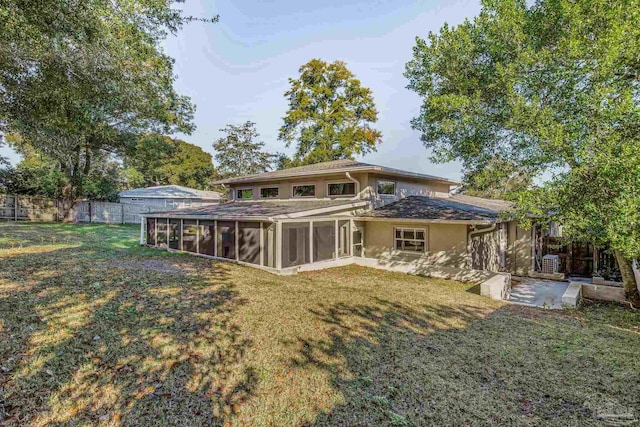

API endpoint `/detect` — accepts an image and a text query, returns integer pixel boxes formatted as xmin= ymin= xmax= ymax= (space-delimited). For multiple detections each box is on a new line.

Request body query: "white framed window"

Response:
xmin=327 ymin=182 xmax=356 ymax=197
xmin=260 ymin=187 xmax=279 ymax=198
xmin=394 ymin=227 xmax=427 ymax=253
xmin=292 ymin=184 xmax=316 ymax=198
xmin=377 ymin=180 xmax=396 ymax=196
xmin=236 ymin=188 xmax=254 ymax=199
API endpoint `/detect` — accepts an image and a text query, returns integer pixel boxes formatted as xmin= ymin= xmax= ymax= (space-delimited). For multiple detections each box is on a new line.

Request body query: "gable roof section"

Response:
xmin=357 ymin=195 xmax=514 ymax=223
xmin=143 ymin=199 xmax=366 ymax=220
xmin=119 ymin=185 xmax=224 ymax=200
xmin=212 ymin=160 xmax=460 ymax=186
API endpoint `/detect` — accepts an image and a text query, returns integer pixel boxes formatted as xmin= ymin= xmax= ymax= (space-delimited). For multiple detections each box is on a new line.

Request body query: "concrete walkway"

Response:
xmin=509 ymin=278 xmax=570 ymax=309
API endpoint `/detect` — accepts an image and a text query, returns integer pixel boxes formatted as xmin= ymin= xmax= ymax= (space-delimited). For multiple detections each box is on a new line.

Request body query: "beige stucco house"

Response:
xmin=139 ymin=161 xmax=552 ymax=297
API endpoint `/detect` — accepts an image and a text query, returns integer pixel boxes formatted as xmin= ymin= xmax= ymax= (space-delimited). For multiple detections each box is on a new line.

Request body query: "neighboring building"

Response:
xmin=120 ymin=185 xmax=224 ymax=209
xmin=138 ymin=160 xmax=608 ymax=287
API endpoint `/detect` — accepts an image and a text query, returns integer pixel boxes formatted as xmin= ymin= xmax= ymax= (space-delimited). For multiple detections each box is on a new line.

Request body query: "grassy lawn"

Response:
xmin=0 ymin=223 xmax=639 ymax=426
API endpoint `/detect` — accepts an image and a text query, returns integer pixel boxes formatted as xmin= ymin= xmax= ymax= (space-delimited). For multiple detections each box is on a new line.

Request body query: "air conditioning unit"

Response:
xmin=542 ymin=254 xmax=560 ymax=274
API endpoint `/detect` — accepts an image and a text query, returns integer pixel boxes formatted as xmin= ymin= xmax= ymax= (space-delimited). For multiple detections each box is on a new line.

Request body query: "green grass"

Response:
xmin=0 ymin=222 xmax=639 ymax=426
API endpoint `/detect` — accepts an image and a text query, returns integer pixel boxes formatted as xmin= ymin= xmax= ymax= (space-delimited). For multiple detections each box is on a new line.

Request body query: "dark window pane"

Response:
xmin=260 ymin=187 xmax=279 ymax=198
xmin=217 ymin=221 xmax=236 ymax=259
xmin=403 ymin=230 xmax=415 ymax=240
xmin=146 ymin=218 xmax=156 ymax=245
xmin=328 ymin=182 xmax=355 ymax=196
xmin=239 ymin=222 xmax=261 ymax=265
xmin=293 ymin=185 xmax=315 ymax=197
xmin=237 ymin=189 xmax=253 ymax=199
xmin=377 ymin=181 xmax=396 ymax=195
xmin=416 ymin=231 xmax=425 ymax=240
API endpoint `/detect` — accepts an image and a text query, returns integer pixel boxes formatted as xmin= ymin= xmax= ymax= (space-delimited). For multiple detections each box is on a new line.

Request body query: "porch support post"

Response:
xmin=214 ymin=220 xmax=218 ymax=258
xmin=196 ymin=219 xmax=200 ymax=253
xmin=180 ymin=219 xmax=184 ymax=251
xmin=309 ymin=221 xmax=314 ymax=263
xmin=334 ymin=219 xmax=339 ymax=259
xmin=276 ymin=221 xmax=282 ymax=269
xmin=140 ymin=217 xmax=145 ymax=245
xmin=235 ymin=221 xmax=239 ymax=261
xmin=154 ymin=218 xmax=157 ymax=246
xmin=260 ymin=222 xmax=264 ymax=266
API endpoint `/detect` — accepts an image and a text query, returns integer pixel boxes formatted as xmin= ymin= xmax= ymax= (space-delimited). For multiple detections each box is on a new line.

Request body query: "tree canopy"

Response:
xmin=123 ymin=135 xmax=217 ymax=190
xmin=405 ymin=0 xmax=640 ymax=303
xmin=279 ymin=59 xmax=382 ymax=165
xmin=213 ymin=121 xmax=275 ymax=178
xmin=0 ymin=0 xmax=216 ymax=210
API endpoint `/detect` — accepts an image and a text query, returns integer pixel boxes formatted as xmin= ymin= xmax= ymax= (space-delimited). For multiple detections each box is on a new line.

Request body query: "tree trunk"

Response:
xmin=614 ymin=250 xmax=640 ymax=307
xmin=60 ymin=182 xmax=79 ymax=223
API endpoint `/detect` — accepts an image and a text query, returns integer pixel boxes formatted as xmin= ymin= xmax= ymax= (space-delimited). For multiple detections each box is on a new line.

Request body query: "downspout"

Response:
xmin=345 ymin=172 xmax=360 ymax=200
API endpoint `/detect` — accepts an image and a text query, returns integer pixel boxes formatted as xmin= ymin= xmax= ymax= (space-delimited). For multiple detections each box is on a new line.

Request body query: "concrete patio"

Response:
xmin=509 ymin=278 xmax=571 ymax=309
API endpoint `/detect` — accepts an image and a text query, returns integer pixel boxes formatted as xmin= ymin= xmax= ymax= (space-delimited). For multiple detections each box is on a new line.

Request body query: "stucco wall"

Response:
xmin=366 ymin=174 xmax=451 ymax=207
xmin=228 ymin=172 xmax=452 ymax=204
xmin=507 ymin=222 xmax=533 ymax=276
xmin=229 ymin=172 xmax=370 ymax=201
xmin=363 ymin=221 xmax=469 ymax=270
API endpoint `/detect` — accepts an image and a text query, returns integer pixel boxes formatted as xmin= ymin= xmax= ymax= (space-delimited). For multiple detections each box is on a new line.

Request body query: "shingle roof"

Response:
xmin=357 ymin=195 xmax=514 ymax=222
xmin=212 ymin=160 xmax=459 ymax=185
xmin=144 ymin=199 xmax=364 ymax=219
xmin=119 ymin=185 xmax=224 ymax=200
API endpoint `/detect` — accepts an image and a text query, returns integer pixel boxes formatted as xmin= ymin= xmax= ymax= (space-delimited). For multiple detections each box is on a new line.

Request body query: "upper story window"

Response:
xmin=394 ymin=227 xmax=427 ymax=253
xmin=292 ymin=184 xmax=315 ymax=198
xmin=328 ymin=182 xmax=356 ymax=197
xmin=260 ymin=187 xmax=279 ymax=198
xmin=236 ymin=188 xmax=254 ymax=199
xmin=377 ymin=180 xmax=396 ymax=196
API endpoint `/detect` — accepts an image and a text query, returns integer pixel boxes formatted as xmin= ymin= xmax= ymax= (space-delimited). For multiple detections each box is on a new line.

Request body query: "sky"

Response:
xmin=1 ymin=0 xmax=483 ymax=181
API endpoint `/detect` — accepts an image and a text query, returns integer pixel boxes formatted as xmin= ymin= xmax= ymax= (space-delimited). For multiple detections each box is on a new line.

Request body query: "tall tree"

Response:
xmin=0 ymin=1 xmax=217 ymax=216
xmin=213 ymin=121 xmax=275 ymax=178
xmin=0 ymin=141 xmax=120 ymax=201
xmin=405 ymin=0 xmax=640 ymax=304
xmin=460 ymin=158 xmax=533 ymax=200
xmin=123 ymin=135 xmax=217 ymax=189
xmin=278 ymin=59 xmax=382 ymax=165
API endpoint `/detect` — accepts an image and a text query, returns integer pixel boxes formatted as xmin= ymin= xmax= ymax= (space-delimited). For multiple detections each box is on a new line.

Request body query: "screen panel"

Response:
xmin=146 ymin=218 xmax=156 ymax=245
xmin=282 ymin=222 xmax=310 ymax=268
xmin=313 ymin=221 xmax=336 ymax=262
xmin=182 ymin=220 xmax=197 ymax=253
xmin=198 ymin=220 xmax=215 ymax=256
xmin=217 ymin=221 xmax=236 ymax=259
xmin=169 ymin=219 xmax=181 ymax=250
xmin=238 ymin=222 xmax=261 ymax=265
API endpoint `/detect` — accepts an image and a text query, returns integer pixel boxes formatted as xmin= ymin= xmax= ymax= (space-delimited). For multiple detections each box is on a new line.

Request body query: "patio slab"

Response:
xmin=509 ymin=278 xmax=570 ymax=309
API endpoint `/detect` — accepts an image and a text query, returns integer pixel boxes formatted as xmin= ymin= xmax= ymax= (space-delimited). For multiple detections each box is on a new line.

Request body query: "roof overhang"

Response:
xmin=212 ymin=167 xmax=459 ymax=186
xmin=354 ymin=216 xmax=497 ymax=225
xmin=141 ymin=200 xmax=368 ymax=222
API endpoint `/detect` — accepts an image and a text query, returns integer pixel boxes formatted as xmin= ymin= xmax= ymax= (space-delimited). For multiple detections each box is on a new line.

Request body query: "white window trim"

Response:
xmin=377 ymin=180 xmax=396 ymax=197
xmin=236 ymin=187 xmax=254 ymax=200
xmin=291 ymin=183 xmax=316 ymax=198
xmin=326 ymin=181 xmax=357 ymax=198
xmin=393 ymin=226 xmax=428 ymax=253
xmin=259 ymin=185 xmax=280 ymax=199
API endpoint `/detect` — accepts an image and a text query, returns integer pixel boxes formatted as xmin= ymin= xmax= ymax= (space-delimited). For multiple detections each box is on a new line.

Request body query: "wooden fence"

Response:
xmin=0 ymin=195 xmax=159 ymax=224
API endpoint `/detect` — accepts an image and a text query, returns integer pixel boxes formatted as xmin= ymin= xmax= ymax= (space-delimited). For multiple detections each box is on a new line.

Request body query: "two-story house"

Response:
xmin=140 ymin=160 xmax=539 ymax=286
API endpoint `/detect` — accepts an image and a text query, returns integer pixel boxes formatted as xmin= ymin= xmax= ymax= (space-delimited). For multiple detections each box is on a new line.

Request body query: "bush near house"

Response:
xmin=0 ymin=223 xmax=638 ymax=426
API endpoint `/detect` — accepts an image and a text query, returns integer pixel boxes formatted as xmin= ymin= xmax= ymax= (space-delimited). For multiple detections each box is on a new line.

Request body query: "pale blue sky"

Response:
xmin=2 ymin=0 xmax=483 ymax=181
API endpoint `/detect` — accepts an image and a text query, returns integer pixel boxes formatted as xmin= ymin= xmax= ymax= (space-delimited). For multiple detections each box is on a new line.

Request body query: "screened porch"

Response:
xmin=142 ymin=216 xmax=364 ymax=272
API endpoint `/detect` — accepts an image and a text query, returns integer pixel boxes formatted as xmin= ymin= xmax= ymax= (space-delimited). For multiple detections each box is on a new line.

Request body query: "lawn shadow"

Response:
xmin=0 ymin=229 xmax=258 ymax=426
xmin=294 ymin=299 xmax=640 ymax=426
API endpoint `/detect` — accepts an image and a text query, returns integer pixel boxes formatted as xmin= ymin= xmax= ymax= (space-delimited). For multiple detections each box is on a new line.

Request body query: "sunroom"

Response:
xmin=139 ymin=200 xmax=367 ymax=274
